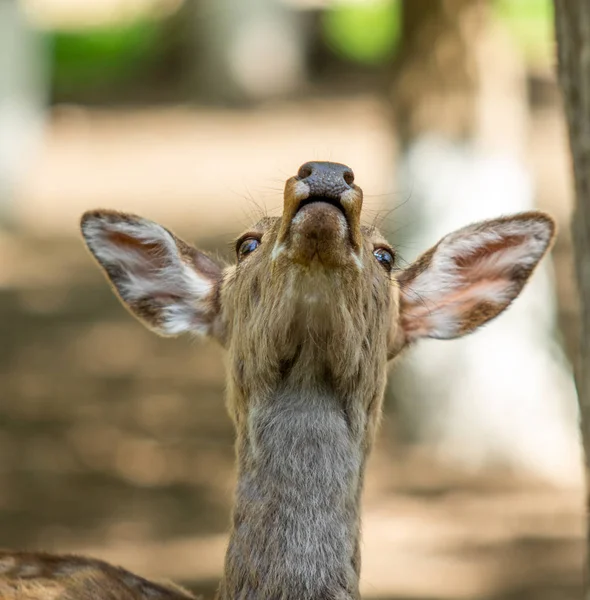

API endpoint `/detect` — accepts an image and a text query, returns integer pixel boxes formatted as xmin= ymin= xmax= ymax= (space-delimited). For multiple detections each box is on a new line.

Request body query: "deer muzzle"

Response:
xmin=274 ymin=162 xmax=364 ymax=266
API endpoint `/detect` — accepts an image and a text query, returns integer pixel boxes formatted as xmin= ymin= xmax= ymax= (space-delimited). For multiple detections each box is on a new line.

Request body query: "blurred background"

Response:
xmin=0 ymin=0 xmax=585 ymax=598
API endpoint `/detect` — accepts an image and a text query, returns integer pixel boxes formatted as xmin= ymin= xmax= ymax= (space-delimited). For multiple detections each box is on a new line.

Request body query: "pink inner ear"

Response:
xmin=394 ymin=212 xmax=555 ymax=345
xmin=399 ymin=233 xmax=542 ymax=341
xmin=401 ymin=278 xmax=515 ymax=340
xmin=103 ymin=231 xmax=175 ymax=286
xmin=81 ymin=211 xmax=226 ymax=339
xmin=106 ymin=231 xmax=167 ymax=268
xmin=454 ymin=234 xmax=525 ymax=270
xmin=454 ymin=234 xmax=533 ymax=290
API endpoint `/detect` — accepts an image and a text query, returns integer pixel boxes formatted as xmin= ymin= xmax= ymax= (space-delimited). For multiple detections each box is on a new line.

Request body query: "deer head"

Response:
xmin=81 ymin=161 xmax=554 ymax=411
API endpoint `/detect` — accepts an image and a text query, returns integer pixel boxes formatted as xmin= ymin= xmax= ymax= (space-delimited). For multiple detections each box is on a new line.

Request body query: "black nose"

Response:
xmin=297 ymin=161 xmax=355 ymax=200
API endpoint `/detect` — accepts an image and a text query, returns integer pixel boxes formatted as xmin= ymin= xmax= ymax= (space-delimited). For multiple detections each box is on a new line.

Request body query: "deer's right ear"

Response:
xmin=81 ymin=210 xmax=223 ymax=340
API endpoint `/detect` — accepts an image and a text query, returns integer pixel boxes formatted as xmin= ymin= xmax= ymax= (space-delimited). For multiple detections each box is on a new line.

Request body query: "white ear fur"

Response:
xmin=81 ymin=211 xmax=222 ymax=337
xmin=396 ymin=212 xmax=555 ymax=343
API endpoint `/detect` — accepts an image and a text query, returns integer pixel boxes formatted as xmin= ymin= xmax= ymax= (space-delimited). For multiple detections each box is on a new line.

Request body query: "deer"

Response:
xmin=0 ymin=161 xmax=555 ymax=600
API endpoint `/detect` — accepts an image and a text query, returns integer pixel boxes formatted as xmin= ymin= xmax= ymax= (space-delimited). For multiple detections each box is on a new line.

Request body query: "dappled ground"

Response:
xmin=0 ymin=96 xmax=585 ymax=598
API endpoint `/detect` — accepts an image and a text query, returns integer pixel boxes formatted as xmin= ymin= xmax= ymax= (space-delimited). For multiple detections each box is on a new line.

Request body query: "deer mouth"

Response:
xmin=296 ymin=196 xmax=346 ymax=217
xmin=294 ymin=197 xmax=350 ymax=235
xmin=285 ymin=197 xmax=352 ymax=268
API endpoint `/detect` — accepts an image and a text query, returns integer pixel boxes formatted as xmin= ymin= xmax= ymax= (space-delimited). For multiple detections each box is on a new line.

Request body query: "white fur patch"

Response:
xmin=351 ymin=251 xmax=363 ymax=271
xmin=272 ymin=243 xmax=286 ymax=261
xmin=292 ymin=179 xmax=311 ymax=201
xmin=17 ymin=563 xmax=41 ymax=577
xmin=339 ymin=187 xmax=357 ymax=208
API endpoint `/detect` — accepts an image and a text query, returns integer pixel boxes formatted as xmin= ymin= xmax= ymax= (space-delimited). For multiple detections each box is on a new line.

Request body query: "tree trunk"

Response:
xmin=0 ymin=0 xmax=49 ymax=228
xmin=387 ymin=0 xmax=580 ymax=483
xmin=176 ymin=0 xmax=307 ymax=104
xmin=554 ymin=1 xmax=590 ymax=593
xmin=392 ymin=0 xmax=485 ymax=145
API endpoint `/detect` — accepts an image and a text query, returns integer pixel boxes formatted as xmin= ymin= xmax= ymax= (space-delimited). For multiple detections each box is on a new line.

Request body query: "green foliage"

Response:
xmin=49 ymin=0 xmax=553 ymax=96
xmin=322 ymin=0 xmax=552 ymax=68
xmin=322 ymin=0 xmax=401 ymax=65
xmin=494 ymin=0 xmax=553 ymax=62
xmin=52 ymin=20 xmax=160 ymax=94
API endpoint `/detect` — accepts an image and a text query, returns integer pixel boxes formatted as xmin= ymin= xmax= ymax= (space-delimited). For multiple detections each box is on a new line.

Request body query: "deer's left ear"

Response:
xmin=391 ymin=212 xmax=555 ymax=350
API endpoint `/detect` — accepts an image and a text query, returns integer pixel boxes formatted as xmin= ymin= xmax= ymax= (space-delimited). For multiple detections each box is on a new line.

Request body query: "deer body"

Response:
xmin=0 ymin=161 xmax=555 ymax=600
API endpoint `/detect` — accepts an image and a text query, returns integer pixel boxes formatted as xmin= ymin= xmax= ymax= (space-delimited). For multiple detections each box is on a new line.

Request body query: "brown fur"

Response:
xmin=0 ymin=551 xmax=195 ymax=600
xmin=0 ymin=163 xmax=555 ymax=600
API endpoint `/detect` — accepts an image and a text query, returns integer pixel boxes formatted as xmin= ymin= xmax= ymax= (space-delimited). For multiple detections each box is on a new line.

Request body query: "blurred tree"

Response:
xmin=387 ymin=0 xmax=580 ymax=484
xmin=0 ymin=0 xmax=50 ymax=228
xmin=554 ymin=0 xmax=590 ymax=591
xmin=175 ymin=0 xmax=308 ymax=104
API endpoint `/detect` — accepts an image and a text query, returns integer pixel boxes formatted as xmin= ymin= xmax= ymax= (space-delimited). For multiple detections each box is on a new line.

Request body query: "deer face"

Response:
xmin=81 ymin=161 xmax=555 ymax=412
xmin=217 ymin=163 xmax=398 ymax=402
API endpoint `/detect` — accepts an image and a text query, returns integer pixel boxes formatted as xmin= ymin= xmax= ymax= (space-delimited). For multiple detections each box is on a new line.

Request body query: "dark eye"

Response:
xmin=373 ymin=247 xmax=395 ymax=272
xmin=237 ymin=237 xmax=260 ymax=261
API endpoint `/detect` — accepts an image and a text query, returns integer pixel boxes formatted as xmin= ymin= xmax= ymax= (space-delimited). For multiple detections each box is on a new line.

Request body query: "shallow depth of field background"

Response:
xmin=0 ymin=1 xmax=584 ymax=598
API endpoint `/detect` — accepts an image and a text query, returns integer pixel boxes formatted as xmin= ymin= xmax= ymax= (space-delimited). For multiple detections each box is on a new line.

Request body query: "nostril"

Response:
xmin=343 ymin=169 xmax=354 ymax=186
xmin=297 ymin=163 xmax=313 ymax=180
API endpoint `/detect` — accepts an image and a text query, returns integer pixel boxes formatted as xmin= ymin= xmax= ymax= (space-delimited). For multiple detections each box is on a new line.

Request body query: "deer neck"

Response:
xmin=219 ymin=386 xmax=368 ymax=600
